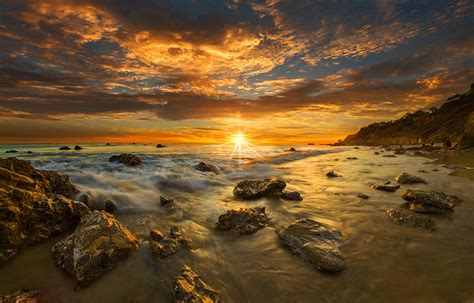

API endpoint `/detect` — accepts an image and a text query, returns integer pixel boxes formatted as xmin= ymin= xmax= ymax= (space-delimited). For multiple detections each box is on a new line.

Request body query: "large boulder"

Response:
xmin=173 ymin=265 xmax=220 ymax=303
xmin=385 ymin=208 xmax=435 ymax=230
xmin=233 ymin=178 xmax=286 ymax=199
xmin=149 ymin=227 xmax=190 ymax=259
xmin=0 ymin=157 xmax=89 ymax=265
xmin=401 ymin=189 xmax=462 ymax=214
xmin=216 ymin=206 xmax=270 ymax=235
xmin=108 ymin=154 xmax=142 ymax=166
xmin=51 ymin=210 xmax=139 ymax=288
xmin=277 ymin=219 xmax=345 ymax=273
xmin=394 ymin=173 xmax=426 ymax=184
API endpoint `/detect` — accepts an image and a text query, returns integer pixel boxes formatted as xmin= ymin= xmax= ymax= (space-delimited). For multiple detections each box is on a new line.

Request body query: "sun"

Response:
xmin=233 ymin=132 xmax=246 ymax=146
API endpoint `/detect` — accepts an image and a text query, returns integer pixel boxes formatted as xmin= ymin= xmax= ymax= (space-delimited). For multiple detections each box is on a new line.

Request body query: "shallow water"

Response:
xmin=1 ymin=144 xmax=473 ymax=302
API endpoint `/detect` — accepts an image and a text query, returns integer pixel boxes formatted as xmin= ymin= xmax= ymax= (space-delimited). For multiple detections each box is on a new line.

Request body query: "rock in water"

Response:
xmin=233 ymin=178 xmax=286 ymax=199
xmin=385 ymin=208 xmax=435 ymax=230
xmin=74 ymin=145 xmax=83 ymax=150
xmin=0 ymin=289 xmax=42 ymax=302
xmin=394 ymin=173 xmax=426 ymax=184
xmin=326 ymin=171 xmax=341 ymax=178
xmin=173 ymin=265 xmax=220 ymax=303
xmin=401 ymin=189 xmax=462 ymax=214
xmin=278 ymin=219 xmax=345 ymax=273
xmin=0 ymin=157 xmax=89 ymax=265
xmin=109 ymin=154 xmax=142 ymax=166
xmin=149 ymin=227 xmax=190 ymax=259
xmin=156 ymin=144 xmax=167 ymax=148
xmin=289 ymin=147 xmax=296 ymax=152
xmin=59 ymin=146 xmax=71 ymax=150
xmin=194 ymin=162 xmax=220 ymax=174
xmin=160 ymin=194 xmax=174 ymax=207
xmin=4 ymin=150 xmax=17 ymax=153
xmin=216 ymin=207 xmax=270 ymax=235
xmin=372 ymin=181 xmax=400 ymax=192
xmin=357 ymin=193 xmax=369 ymax=200
xmin=51 ymin=210 xmax=139 ymax=288
xmin=280 ymin=190 xmax=303 ymax=201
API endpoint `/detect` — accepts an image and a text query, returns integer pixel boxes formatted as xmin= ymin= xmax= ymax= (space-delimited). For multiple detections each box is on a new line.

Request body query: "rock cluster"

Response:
xmin=149 ymin=227 xmax=190 ymax=259
xmin=233 ymin=178 xmax=286 ymax=199
xmin=216 ymin=206 xmax=270 ymax=235
xmin=394 ymin=173 xmax=426 ymax=184
xmin=401 ymin=189 xmax=462 ymax=214
xmin=109 ymin=154 xmax=142 ymax=166
xmin=172 ymin=265 xmax=220 ymax=303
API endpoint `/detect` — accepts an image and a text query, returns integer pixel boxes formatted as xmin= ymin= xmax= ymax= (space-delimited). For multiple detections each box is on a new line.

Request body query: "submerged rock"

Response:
xmin=59 ymin=146 xmax=71 ymax=150
xmin=109 ymin=154 xmax=142 ymax=166
xmin=385 ymin=208 xmax=435 ymax=230
xmin=149 ymin=227 xmax=190 ymax=259
xmin=194 ymin=162 xmax=220 ymax=174
xmin=326 ymin=171 xmax=341 ymax=178
xmin=395 ymin=173 xmax=426 ymax=184
xmin=372 ymin=181 xmax=400 ymax=192
xmin=233 ymin=178 xmax=286 ymax=199
xmin=4 ymin=150 xmax=17 ymax=153
xmin=74 ymin=145 xmax=83 ymax=150
xmin=173 ymin=265 xmax=220 ymax=303
xmin=0 ymin=289 xmax=42 ymax=302
xmin=51 ymin=210 xmax=139 ymax=288
xmin=156 ymin=144 xmax=167 ymax=148
xmin=357 ymin=193 xmax=369 ymax=199
xmin=401 ymin=189 xmax=462 ymax=214
xmin=160 ymin=194 xmax=174 ymax=207
xmin=280 ymin=190 xmax=303 ymax=201
xmin=278 ymin=219 xmax=344 ymax=272
xmin=0 ymin=157 xmax=88 ymax=265
xmin=216 ymin=206 xmax=270 ymax=235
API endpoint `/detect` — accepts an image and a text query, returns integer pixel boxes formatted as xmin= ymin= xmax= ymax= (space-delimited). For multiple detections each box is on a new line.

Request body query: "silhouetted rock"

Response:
xmin=51 ymin=211 xmax=138 ymax=288
xmin=0 ymin=157 xmax=88 ymax=265
xmin=280 ymin=190 xmax=303 ymax=201
xmin=173 ymin=265 xmax=220 ymax=303
xmin=74 ymin=145 xmax=83 ymax=150
xmin=278 ymin=219 xmax=345 ymax=272
xmin=326 ymin=171 xmax=341 ymax=178
xmin=372 ymin=181 xmax=400 ymax=192
xmin=160 ymin=194 xmax=174 ymax=206
xmin=156 ymin=144 xmax=166 ymax=148
xmin=149 ymin=227 xmax=190 ymax=259
xmin=289 ymin=147 xmax=296 ymax=152
xmin=395 ymin=173 xmax=426 ymax=184
xmin=194 ymin=162 xmax=220 ymax=174
xmin=4 ymin=150 xmax=17 ymax=153
xmin=216 ymin=206 xmax=270 ymax=235
xmin=233 ymin=178 xmax=286 ymax=199
xmin=59 ymin=146 xmax=71 ymax=150
xmin=385 ymin=208 xmax=435 ymax=230
xmin=401 ymin=189 xmax=462 ymax=214
xmin=109 ymin=154 xmax=142 ymax=166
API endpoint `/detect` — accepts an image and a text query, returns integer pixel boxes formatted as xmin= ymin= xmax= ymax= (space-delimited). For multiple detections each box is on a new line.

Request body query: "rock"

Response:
xmin=346 ymin=157 xmax=358 ymax=160
xmin=382 ymin=154 xmax=396 ymax=158
xmin=106 ymin=142 xmax=111 ymax=146
xmin=74 ymin=145 xmax=83 ymax=150
xmin=374 ymin=151 xmax=380 ymax=155
xmin=289 ymin=148 xmax=296 ymax=152
xmin=385 ymin=208 xmax=435 ymax=230
xmin=160 ymin=194 xmax=174 ymax=207
xmin=4 ymin=150 xmax=17 ymax=153
xmin=27 ymin=151 xmax=34 ymax=154
xmin=172 ymin=265 xmax=220 ymax=303
xmin=233 ymin=178 xmax=286 ymax=199
xmin=109 ymin=154 xmax=142 ymax=166
xmin=0 ymin=157 xmax=89 ymax=265
xmin=278 ymin=219 xmax=344 ymax=273
xmin=357 ymin=193 xmax=369 ymax=199
xmin=280 ymin=190 xmax=303 ymax=201
xmin=194 ymin=162 xmax=220 ymax=174
xmin=216 ymin=206 xmax=270 ymax=235
xmin=372 ymin=181 xmax=400 ymax=192
xmin=0 ymin=289 xmax=42 ymax=302
xmin=394 ymin=173 xmax=426 ymax=184
xmin=326 ymin=171 xmax=341 ymax=178
xmin=401 ymin=189 xmax=462 ymax=214
xmin=308 ymin=143 xmax=315 ymax=145
xmin=149 ymin=227 xmax=190 ymax=259
xmin=59 ymin=146 xmax=71 ymax=150
xmin=76 ymin=192 xmax=93 ymax=206
xmin=156 ymin=144 xmax=167 ymax=148
xmin=418 ymin=170 xmax=428 ymax=173
xmin=51 ymin=211 xmax=138 ymax=288
xmin=104 ymin=199 xmax=118 ymax=213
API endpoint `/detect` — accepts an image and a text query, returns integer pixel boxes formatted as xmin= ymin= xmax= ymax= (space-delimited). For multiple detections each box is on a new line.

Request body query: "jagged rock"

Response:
xmin=104 ymin=199 xmax=117 ymax=213
xmin=74 ymin=145 xmax=83 ymax=150
xmin=156 ymin=144 xmax=167 ymax=148
xmin=385 ymin=208 xmax=435 ymax=230
xmin=401 ymin=189 xmax=462 ymax=214
xmin=278 ymin=219 xmax=344 ymax=272
xmin=59 ymin=146 xmax=71 ymax=150
xmin=395 ymin=173 xmax=426 ymax=184
xmin=4 ymin=150 xmax=17 ymax=153
xmin=289 ymin=148 xmax=296 ymax=152
xmin=172 ymin=265 xmax=220 ymax=303
xmin=0 ymin=289 xmax=42 ymax=302
xmin=193 ymin=162 xmax=220 ymax=174
xmin=109 ymin=154 xmax=142 ymax=166
xmin=0 ymin=157 xmax=89 ymax=265
xmin=372 ymin=181 xmax=400 ymax=192
xmin=149 ymin=227 xmax=190 ymax=259
xmin=357 ymin=193 xmax=369 ymax=199
xmin=51 ymin=210 xmax=139 ymax=288
xmin=216 ymin=206 xmax=270 ymax=235
xmin=326 ymin=171 xmax=341 ymax=178
xmin=160 ymin=194 xmax=174 ymax=207
xmin=280 ymin=190 xmax=303 ymax=201
xmin=233 ymin=178 xmax=286 ymax=199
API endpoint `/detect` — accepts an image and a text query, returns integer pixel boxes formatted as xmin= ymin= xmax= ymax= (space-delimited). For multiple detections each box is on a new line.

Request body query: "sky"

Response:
xmin=0 ymin=0 xmax=473 ymax=144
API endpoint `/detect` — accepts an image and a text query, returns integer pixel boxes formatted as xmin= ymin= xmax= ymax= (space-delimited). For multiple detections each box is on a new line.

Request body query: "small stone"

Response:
xmin=374 ymin=151 xmax=380 ymax=155
xmin=382 ymin=154 xmax=396 ymax=158
xmin=173 ymin=265 xmax=220 ymax=303
xmin=395 ymin=173 xmax=426 ymax=184
xmin=385 ymin=208 xmax=435 ymax=230
xmin=160 ymin=194 xmax=174 ymax=206
xmin=216 ymin=206 xmax=270 ymax=235
xmin=281 ymin=190 xmax=303 ymax=201
xmin=233 ymin=178 xmax=286 ymax=199
xmin=326 ymin=171 xmax=341 ymax=178
xmin=357 ymin=193 xmax=369 ymax=199
xmin=346 ymin=157 xmax=358 ymax=160
xmin=109 ymin=154 xmax=142 ymax=166
xmin=372 ymin=181 xmax=400 ymax=192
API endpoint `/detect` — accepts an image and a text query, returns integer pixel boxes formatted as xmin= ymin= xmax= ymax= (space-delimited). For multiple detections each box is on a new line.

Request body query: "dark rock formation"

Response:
xmin=4 ymin=150 xmax=17 ymax=153
xmin=280 ymin=190 xmax=303 ymax=201
xmin=59 ymin=146 xmax=71 ymax=150
xmin=0 ymin=289 xmax=42 ymax=302
xmin=109 ymin=154 xmax=142 ymax=166
xmin=74 ymin=145 xmax=83 ymax=150
xmin=233 ymin=178 xmax=286 ymax=199
xmin=385 ymin=208 xmax=435 ymax=230
xmin=278 ymin=219 xmax=344 ymax=272
xmin=395 ymin=173 xmax=426 ymax=184
xmin=401 ymin=189 xmax=462 ymax=214
xmin=0 ymin=157 xmax=89 ymax=265
xmin=172 ymin=265 xmax=220 ymax=303
xmin=372 ymin=181 xmax=400 ymax=192
xmin=289 ymin=148 xmax=296 ymax=152
xmin=194 ymin=162 xmax=220 ymax=174
xmin=216 ymin=206 xmax=270 ymax=235
xmin=326 ymin=171 xmax=341 ymax=178
xmin=160 ymin=194 xmax=174 ymax=207
xmin=156 ymin=144 xmax=167 ymax=148
xmin=51 ymin=210 xmax=139 ymax=288
xmin=149 ymin=227 xmax=190 ymax=259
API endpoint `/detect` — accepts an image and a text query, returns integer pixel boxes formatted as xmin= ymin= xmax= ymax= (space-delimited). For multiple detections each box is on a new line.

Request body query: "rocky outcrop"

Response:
xmin=372 ymin=181 xmax=400 ymax=192
xmin=278 ymin=219 xmax=344 ymax=272
xmin=172 ymin=265 xmax=220 ymax=303
xmin=401 ymin=189 xmax=462 ymax=214
xmin=51 ymin=210 xmax=139 ymax=288
xmin=149 ymin=227 xmax=190 ymax=259
xmin=385 ymin=208 xmax=435 ymax=230
xmin=108 ymin=154 xmax=142 ymax=166
xmin=395 ymin=173 xmax=426 ymax=184
xmin=280 ymin=190 xmax=303 ymax=201
xmin=216 ymin=206 xmax=270 ymax=235
xmin=193 ymin=162 xmax=220 ymax=174
xmin=0 ymin=289 xmax=42 ymax=302
xmin=0 ymin=157 xmax=89 ymax=265
xmin=233 ymin=178 xmax=286 ymax=199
